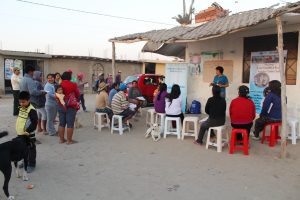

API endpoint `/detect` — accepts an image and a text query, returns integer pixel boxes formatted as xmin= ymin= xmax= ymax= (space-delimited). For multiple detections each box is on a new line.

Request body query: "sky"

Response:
xmin=0 ymin=0 xmax=298 ymax=60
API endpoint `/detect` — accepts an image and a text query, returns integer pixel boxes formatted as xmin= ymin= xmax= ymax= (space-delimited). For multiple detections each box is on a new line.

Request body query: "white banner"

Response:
xmin=165 ymin=63 xmax=188 ymax=113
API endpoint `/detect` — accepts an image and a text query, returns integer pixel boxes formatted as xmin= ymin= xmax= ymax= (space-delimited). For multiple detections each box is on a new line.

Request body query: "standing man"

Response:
xmin=210 ymin=66 xmax=229 ymax=98
xmin=11 ymin=67 xmax=22 ymax=116
xmin=115 ymin=70 xmax=122 ymax=84
xmin=77 ymin=73 xmax=88 ymax=112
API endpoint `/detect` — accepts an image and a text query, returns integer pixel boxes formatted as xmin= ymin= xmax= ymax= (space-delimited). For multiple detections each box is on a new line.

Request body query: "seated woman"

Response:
xmin=251 ymin=80 xmax=281 ymax=140
xmin=165 ymin=84 xmax=184 ymax=122
xmin=194 ymin=86 xmax=226 ymax=145
xmin=95 ymin=82 xmax=113 ymax=120
xmin=154 ymin=83 xmax=168 ymax=113
xmin=230 ymin=85 xmax=256 ymax=140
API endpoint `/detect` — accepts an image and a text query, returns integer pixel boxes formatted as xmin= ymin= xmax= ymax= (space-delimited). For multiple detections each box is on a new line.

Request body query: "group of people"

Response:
xmin=151 ymin=66 xmax=282 ymax=146
xmin=10 ymin=65 xmax=89 ymax=172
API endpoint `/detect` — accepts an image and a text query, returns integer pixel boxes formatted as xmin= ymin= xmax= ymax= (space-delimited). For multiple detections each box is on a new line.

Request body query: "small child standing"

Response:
xmin=16 ymin=91 xmax=38 ymax=173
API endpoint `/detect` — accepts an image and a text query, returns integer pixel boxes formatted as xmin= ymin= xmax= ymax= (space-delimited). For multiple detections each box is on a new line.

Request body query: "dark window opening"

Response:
xmin=243 ymin=32 xmax=298 ymax=85
xmin=145 ymin=63 xmax=156 ymax=74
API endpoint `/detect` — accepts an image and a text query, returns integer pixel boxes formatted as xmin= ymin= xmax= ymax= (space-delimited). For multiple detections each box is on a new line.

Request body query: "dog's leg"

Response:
xmin=3 ymin=164 xmax=12 ymax=198
xmin=22 ymin=158 xmax=29 ymax=181
xmin=14 ymin=162 xmax=20 ymax=178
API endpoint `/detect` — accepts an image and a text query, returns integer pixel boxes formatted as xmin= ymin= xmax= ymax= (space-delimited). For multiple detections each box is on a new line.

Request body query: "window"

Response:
xmin=143 ymin=76 xmax=158 ymax=85
xmin=243 ymin=32 xmax=298 ymax=85
xmin=145 ymin=63 xmax=156 ymax=74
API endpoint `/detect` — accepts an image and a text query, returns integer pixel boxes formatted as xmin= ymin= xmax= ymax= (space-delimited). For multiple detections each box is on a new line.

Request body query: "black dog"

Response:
xmin=0 ymin=131 xmax=30 ymax=200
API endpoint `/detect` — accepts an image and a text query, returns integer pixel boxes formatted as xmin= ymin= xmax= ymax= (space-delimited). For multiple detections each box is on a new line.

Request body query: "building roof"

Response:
xmin=110 ymin=1 xmax=300 ymax=43
xmin=0 ymin=50 xmax=52 ymax=58
xmin=51 ymin=55 xmax=142 ymax=64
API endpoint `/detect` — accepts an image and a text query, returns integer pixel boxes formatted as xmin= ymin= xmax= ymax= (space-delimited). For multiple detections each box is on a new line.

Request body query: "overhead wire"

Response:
xmin=15 ymin=0 xmax=176 ymax=26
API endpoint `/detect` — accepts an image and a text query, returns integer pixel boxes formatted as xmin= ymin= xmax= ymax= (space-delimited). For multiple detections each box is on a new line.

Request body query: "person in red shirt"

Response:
xmin=57 ymin=71 xmax=80 ymax=145
xmin=230 ymin=85 xmax=256 ymax=140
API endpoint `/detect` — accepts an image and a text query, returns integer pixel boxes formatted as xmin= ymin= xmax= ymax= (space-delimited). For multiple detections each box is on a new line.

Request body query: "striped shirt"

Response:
xmin=111 ymin=91 xmax=129 ymax=114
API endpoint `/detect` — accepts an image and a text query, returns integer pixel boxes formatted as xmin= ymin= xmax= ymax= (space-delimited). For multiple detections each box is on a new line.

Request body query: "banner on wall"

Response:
xmin=4 ymin=59 xmax=23 ymax=80
xmin=165 ymin=63 xmax=188 ymax=113
xmin=249 ymin=50 xmax=287 ymax=113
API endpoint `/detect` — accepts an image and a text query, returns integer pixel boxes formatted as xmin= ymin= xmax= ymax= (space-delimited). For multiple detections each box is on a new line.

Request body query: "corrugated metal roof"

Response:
xmin=110 ymin=2 xmax=300 ymax=43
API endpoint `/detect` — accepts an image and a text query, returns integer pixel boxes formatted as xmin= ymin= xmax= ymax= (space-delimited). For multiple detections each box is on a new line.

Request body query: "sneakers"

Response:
xmin=27 ymin=166 xmax=35 ymax=173
xmin=250 ymin=132 xmax=260 ymax=140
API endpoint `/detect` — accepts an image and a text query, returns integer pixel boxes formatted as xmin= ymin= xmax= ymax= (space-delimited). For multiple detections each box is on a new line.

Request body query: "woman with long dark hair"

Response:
xmin=230 ymin=85 xmax=256 ymax=140
xmin=154 ymin=83 xmax=168 ymax=113
xmin=165 ymin=84 xmax=184 ymax=122
xmin=57 ymin=71 xmax=80 ymax=145
xmin=251 ymin=80 xmax=282 ymax=140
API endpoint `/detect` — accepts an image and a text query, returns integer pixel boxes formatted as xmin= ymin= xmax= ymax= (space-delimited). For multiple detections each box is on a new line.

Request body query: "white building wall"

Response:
xmin=186 ymin=23 xmax=300 ymax=115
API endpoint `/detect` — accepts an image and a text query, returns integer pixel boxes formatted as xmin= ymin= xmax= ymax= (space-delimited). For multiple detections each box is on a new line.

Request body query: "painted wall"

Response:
xmin=186 ymin=23 xmax=300 ymax=116
xmin=0 ymin=55 xmax=4 ymax=94
xmin=156 ymin=63 xmax=165 ymax=75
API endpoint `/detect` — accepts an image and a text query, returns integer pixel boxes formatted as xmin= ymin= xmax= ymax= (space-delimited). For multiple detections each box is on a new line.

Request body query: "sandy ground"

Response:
xmin=0 ymin=94 xmax=300 ymax=200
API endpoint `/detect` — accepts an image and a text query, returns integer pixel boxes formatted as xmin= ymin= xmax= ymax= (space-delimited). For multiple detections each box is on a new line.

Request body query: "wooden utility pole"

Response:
xmin=112 ymin=42 xmax=116 ymax=82
xmin=276 ymin=16 xmax=287 ymax=158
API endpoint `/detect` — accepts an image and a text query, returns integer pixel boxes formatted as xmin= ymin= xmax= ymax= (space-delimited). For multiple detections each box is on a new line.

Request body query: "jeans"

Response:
xmin=80 ymin=94 xmax=86 ymax=111
xmin=45 ymin=105 xmax=57 ymax=135
xmin=253 ymin=116 xmax=281 ymax=137
xmin=12 ymin=90 xmax=20 ymax=116
xmin=58 ymin=106 xmax=77 ymax=128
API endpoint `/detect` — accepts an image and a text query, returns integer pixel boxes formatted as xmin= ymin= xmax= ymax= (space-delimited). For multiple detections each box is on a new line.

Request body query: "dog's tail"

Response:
xmin=0 ymin=131 xmax=8 ymax=138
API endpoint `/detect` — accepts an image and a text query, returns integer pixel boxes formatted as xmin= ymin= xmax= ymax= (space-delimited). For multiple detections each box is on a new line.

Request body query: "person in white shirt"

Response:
xmin=11 ymin=67 xmax=22 ymax=116
xmin=165 ymin=84 xmax=184 ymax=122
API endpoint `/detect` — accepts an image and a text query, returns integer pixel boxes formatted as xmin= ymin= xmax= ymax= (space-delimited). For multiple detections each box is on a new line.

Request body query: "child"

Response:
xmin=16 ymin=91 xmax=38 ymax=173
xmin=55 ymin=85 xmax=66 ymax=110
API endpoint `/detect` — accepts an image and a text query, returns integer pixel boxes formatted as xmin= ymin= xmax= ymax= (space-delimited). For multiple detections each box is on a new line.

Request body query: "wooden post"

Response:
xmin=276 ymin=16 xmax=288 ymax=158
xmin=112 ymin=42 xmax=116 ymax=82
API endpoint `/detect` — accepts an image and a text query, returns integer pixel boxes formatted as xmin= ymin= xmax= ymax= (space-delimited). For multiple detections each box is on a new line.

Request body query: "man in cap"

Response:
xmin=77 ymin=73 xmax=88 ymax=112
xmin=111 ymin=83 xmax=135 ymax=127
xmin=11 ymin=67 xmax=22 ymax=115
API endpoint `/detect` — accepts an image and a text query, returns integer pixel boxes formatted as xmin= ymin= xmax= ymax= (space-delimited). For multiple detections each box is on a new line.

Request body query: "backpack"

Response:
xmin=190 ymin=100 xmax=201 ymax=114
xmin=65 ymin=93 xmax=80 ymax=111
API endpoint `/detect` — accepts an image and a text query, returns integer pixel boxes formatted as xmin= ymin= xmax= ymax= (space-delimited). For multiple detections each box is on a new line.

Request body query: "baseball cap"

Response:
xmin=238 ymin=85 xmax=249 ymax=95
xmin=119 ymin=83 xmax=127 ymax=91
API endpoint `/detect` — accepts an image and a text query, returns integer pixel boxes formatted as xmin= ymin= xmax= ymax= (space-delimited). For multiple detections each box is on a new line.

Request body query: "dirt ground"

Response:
xmin=0 ymin=94 xmax=300 ymax=200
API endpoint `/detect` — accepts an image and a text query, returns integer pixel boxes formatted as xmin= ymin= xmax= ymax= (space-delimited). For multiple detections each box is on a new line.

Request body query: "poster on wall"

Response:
xmin=4 ymin=59 xmax=23 ymax=80
xmin=249 ymin=50 xmax=287 ymax=113
xmin=165 ymin=63 xmax=188 ymax=113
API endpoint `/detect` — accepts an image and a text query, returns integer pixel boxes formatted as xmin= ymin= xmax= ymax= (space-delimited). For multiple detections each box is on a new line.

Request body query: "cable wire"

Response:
xmin=16 ymin=0 xmax=176 ymax=26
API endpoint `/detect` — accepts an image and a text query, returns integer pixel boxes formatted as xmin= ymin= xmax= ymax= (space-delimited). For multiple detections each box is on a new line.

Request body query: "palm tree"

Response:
xmin=173 ymin=0 xmax=195 ymax=25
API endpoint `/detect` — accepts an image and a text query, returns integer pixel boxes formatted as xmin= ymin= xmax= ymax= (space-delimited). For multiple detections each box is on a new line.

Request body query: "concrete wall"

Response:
xmin=186 ymin=23 xmax=300 ymax=115
xmin=156 ymin=63 xmax=165 ymax=75
xmin=0 ymin=55 xmax=4 ymax=94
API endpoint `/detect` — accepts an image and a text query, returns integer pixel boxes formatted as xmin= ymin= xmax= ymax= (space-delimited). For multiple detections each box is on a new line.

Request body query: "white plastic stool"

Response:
xmin=182 ymin=116 xmax=199 ymax=140
xmin=111 ymin=115 xmax=130 ymax=135
xmin=164 ymin=117 xmax=181 ymax=139
xmin=206 ymin=125 xmax=229 ymax=153
xmin=287 ymin=117 xmax=299 ymax=145
xmin=94 ymin=112 xmax=110 ymax=132
xmin=155 ymin=113 xmax=166 ymax=133
xmin=146 ymin=108 xmax=156 ymax=127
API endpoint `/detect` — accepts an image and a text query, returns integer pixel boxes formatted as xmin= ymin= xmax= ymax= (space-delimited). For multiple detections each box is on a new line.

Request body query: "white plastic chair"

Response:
xmin=146 ymin=108 xmax=156 ymax=127
xmin=182 ymin=116 xmax=199 ymax=140
xmin=206 ymin=125 xmax=229 ymax=153
xmin=94 ymin=112 xmax=110 ymax=132
xmin=287 ymin=117 xmax=299 ymax=145
xmin=155 ymin=113 xmax=166 ymax=134
xmin=164 ymin=117 xmax=181 ymax=139
xmin=111 ymin=115 xmax=130 ymax=135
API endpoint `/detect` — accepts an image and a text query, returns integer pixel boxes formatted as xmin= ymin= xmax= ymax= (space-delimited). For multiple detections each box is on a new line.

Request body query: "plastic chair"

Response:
xmin=164 ymin=117 xmax=181 ymax=139
xmin=146 ymin=109 xmax=156 ymax=127
xmin=287 ymin=117 xmax=299 ymax=145
xmin=155 ymin=113 xmax=166 ymax=134
xmin=206 ymin=125 xmax=229 ymax=153
xmin=229 ymin=128 xmax=249 ymax=155
xmin=111 ymin=115 xmax=130 ymax=135
xmin=261 ymin=122 xmax=281 ymax=147
xmin=94 ymin=112 xmax=110 ymax=132
xmin=182 ymin=116 xmax=199 ymax=140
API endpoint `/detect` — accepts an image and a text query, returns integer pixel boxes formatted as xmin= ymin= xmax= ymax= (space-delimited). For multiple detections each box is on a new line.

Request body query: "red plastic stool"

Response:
xmin=261 ymin=122 xmax=281 ymax=147
xmin=229 ymin=128 xmax=249 ymax=155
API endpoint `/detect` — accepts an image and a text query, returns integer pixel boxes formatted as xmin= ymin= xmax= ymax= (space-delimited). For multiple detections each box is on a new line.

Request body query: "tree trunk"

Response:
xmin=112 ymin=42 xmax=116 ymax=82
xmin=276 ymin=16 xmax=288 ymax=158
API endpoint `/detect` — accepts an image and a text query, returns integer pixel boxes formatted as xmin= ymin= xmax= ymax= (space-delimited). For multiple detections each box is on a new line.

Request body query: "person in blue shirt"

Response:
xmin=210 ymin=66 xmax=229 ymax=98
xmin=251 ymin=80 xmax=282 ymax=140
xmin=108 ymin=82 xmax=119 ymax=106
